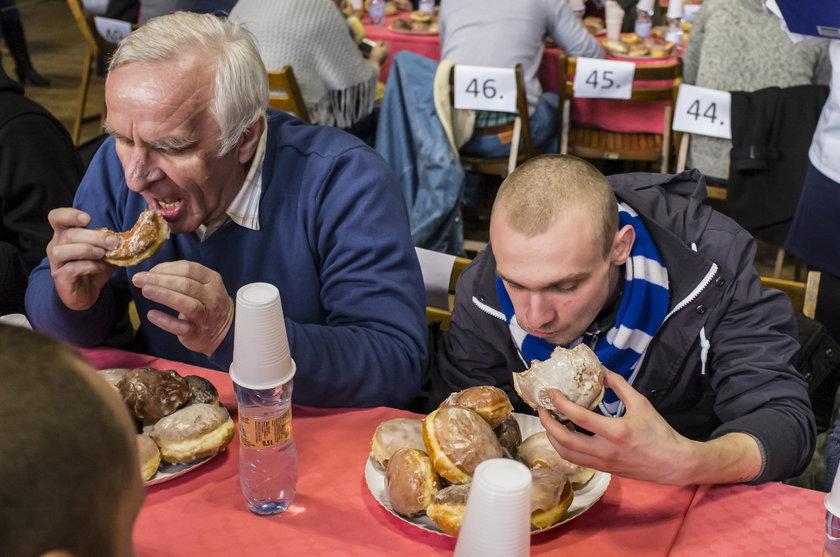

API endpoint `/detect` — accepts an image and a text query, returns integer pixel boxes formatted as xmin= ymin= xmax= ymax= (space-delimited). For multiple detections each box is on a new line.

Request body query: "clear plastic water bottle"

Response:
xmin=369 ymin=0 xmax=385 ymax=26
xmin=634 ymin=7 xmax=653 ymax=39
xmin=665 ymin=16 xmax=684 ymax=45
xmin=825 ymin=510 xmax=840 ymax=556
xmin=418 ymin=0 xmax=434 ymax=14
xmin=235 ymin=380 xmax=298 ymax=515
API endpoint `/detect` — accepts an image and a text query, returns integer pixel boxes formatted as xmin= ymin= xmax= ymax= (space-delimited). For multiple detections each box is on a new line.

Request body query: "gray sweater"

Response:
xmin=682 ymin=0 xmax=830 ymax=180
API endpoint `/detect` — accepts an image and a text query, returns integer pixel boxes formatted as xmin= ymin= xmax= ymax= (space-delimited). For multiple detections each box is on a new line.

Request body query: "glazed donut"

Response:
xmin=422 ymin=406 xmax=502 ymax=484
xmin=409 ymin=10 xmax=432 ymax=22
xmin=117 ymin=367 xmax=191 ymax=422
xmin=184 ymin=375 xmax=220 ymax=406
xmin=529 ymin=468 xmax=574 ymax=529
xmin=517 ymin=431 xmax=596 ymax=487
xmin=622 ymin=32 xmax=643 ymax=45
xmin=370 ymin=417 xmax=425 ymax=468
xmin=512 ymin=344 xmax=604 ymax=420
xmin=440 ymin=385 xmax=513 ymax=428
xmin=628 ymin=44 xmax=650 ymax=57
xmin=426 ymin=484 xmax=470 ymax=536
xmin=603 ymin=38 xmax=629 ymax=55
xmin=384 ymin=448 xmax=441 ymax=517
xmin=102 ymin=209 xmax=169 ymax=267
xmin=137 ymin=433 xmax=161 ymax=481
xmin=149 ymin=403 xmax=235 ymax=464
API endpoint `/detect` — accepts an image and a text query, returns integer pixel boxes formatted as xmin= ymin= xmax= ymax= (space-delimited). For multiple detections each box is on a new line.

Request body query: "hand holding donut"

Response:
xmin=46 ymin=207 xmax=120 ymax=311
xmin=132 ymin=260 xmax=234 ymax=355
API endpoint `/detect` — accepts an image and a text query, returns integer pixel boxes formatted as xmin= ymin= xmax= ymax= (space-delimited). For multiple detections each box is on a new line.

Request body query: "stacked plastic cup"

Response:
xmin=605 ymin=0 xmax=625 ymax=41
xmin=230 ymin=282 xmax=293 ymax=389
xmin=454 ymin=459 xmax=533 ymax=557
xmin=824 ymin=467 xmax=840 ymax=556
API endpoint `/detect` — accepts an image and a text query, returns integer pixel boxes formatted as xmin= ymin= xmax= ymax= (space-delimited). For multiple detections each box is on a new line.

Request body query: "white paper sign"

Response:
xmin=94 ymin=16 xmax=132 ymax=45
xmin=81 ymin=0 xmax=108 ymax=14
xmin=672 ymin=84 xmax=732 ymax=139
xmin=415 ymin=247 xmax=456 ymax=310
xmin=573 ymin=58 xmax=635 ymax=100
xmin=454 ymin=66 xmax=518 ymax=113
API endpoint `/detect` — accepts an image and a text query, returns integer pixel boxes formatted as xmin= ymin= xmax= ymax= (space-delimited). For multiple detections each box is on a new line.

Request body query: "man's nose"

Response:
xmin=124 ymin=149 xmax=163 ymax=192
xmin=524 ymin=292 xmax=554 ymax=330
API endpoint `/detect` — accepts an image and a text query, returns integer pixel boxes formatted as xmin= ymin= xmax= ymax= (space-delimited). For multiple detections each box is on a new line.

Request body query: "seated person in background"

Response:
xmin=682 ymin=0 xmax=829 ymax=183
xmin=25 ymin=12 xmax=427 ymax=409
xmin=441 ymin=0 xmax=603 ymax=156
xmin=431 ymin=154 xmax=814 ymax=485
xmin=229 ymin=0 xmax=388 ymax=141
xmin=0 ymin=323 xmax=144 ymax=557
xmin=138 ymin=0 xmax=194 ymax=23
xmin=0 ymin=63 xmax=81 ymax=315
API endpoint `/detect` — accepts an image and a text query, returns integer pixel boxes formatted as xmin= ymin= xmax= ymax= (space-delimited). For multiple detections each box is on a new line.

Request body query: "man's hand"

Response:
xmin=538 ymin=369 xmax=762 ymax=486
xmin=131 ymin=261 xmax=233 ymax=355
xmin=46 ymin=208 xmax=118 ymax=311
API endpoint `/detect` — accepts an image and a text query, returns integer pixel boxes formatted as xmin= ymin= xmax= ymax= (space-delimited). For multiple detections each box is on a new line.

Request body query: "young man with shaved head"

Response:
xmin=431 ymin=154 xmax=814 ymax=486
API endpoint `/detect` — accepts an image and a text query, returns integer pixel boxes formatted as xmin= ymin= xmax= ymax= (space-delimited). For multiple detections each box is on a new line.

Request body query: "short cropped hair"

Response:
xmin=109 ymin=11 xmax=268 ymax=156
xmin=492 ymin=154 xmax=619 ymax=258
xmin=0 ymin=325 xmax=137 ymax=556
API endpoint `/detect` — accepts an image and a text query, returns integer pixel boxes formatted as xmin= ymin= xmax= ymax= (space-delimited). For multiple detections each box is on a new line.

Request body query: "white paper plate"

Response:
xmin=365 ymin=413 xmax=610 ymax=536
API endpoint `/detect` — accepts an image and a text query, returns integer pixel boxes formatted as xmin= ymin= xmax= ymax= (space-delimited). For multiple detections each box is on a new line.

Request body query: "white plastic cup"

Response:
xmin=637 ymin=0 xmax=655 ymax=13
xmin=667 ymin=0 xmax=684 ymax=20
xmin=348 ymin=0 xmax=363 ymax=10
xmin=605 ymin=0 xmax=625 ymax=40
xmin=454 ymin=459 xmax=532 ymax=557
xmin=229 ymin=282 xmax=294 ymax=390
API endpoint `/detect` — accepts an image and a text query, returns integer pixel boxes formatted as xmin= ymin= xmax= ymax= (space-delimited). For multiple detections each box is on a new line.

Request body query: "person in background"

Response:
xmin=441 ymin=0 xmax=603 ymax=156
xmin=229 ymin=0 xmax=388 ymax=142
xmin=430 ymin=154 xmax=814 ymax=486
xmin=681 ymin=0 xmax=829 ymax=184
xmin=0 ymin=323 xmax=144 ymax=557
xmin=0 ymin=0 xmax=49 ymax=86
xmin=0 ymin=63 xmax=82 ymax=315
xmin=25 ymin=12 xmax=427 ymax=409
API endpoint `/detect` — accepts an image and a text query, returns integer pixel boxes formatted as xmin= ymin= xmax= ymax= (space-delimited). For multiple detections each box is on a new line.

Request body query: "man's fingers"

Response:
xmin=146 ymin=309 xmax=193 ymax=337
xmin=48 ymin=207 xmax=90 ymax=231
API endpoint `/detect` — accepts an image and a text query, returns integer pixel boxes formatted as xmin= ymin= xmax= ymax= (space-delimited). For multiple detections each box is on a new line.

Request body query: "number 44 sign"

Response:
xmin=672 ymin=84 xmax=732 ymax=140
xmin=454 ymin=65 xmax=518 ymax=114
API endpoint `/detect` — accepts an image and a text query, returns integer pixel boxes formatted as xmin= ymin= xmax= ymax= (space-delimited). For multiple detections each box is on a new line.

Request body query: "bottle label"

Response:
xmin=370 ymin=1 xmax=385 ymax=19
xmin=239 ymin=408 xmax=292 ymax=448
xmin=419 ymin=0 xmax=434 ymax=13
xmin=635 ymin=20 xmax=652 ymax=38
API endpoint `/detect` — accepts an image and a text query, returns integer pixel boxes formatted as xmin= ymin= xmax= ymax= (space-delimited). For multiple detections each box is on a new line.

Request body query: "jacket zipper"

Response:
xmin=662 ymin=262 xmax=718 ymax=323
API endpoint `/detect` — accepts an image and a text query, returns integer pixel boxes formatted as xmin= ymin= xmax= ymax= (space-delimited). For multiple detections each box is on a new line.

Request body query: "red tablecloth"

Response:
xmin=81 ymin=347 xmax=827 ymax=556
xmin=365 ymin=17 xmax=678 ymax=134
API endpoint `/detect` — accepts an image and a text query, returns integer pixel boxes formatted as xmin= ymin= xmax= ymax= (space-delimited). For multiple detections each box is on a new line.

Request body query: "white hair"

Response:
xmin=108 ymin=11 xmax=268 ymax=156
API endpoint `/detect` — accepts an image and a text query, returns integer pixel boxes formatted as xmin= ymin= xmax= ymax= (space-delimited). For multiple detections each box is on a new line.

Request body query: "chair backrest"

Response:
xmin=66 ymin=0 xmax=120 ymax=58
xmin=448 ymin=63 xmax=538 ymax=176
xmin=760 ymin=270 xmax=821 ymax=318
xmin=416 ymin=247 xmax=471 ymax=330
xmin=557 ymin=54 xmax=682 ymax=171
xmin=267 ymin=66 xmax=311 ymax=124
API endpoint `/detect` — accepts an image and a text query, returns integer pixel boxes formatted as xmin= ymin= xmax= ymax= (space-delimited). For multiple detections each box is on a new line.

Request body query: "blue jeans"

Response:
xmin=460 ymin=92 xmax=560 ymax=157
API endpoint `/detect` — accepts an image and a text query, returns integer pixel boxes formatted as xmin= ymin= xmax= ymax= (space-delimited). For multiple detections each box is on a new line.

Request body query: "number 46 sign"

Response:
xmin=454 ymin=65 xmax=518 ymax=114
xmin=672 ymin=84 xmax=732 ymax=140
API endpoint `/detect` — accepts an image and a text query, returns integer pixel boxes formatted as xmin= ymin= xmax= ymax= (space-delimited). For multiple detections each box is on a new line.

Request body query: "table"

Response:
xmin=365 ymin=15 xmax=679 ymax=134
xmin=82 ymin=347 xmax=828 ymax=556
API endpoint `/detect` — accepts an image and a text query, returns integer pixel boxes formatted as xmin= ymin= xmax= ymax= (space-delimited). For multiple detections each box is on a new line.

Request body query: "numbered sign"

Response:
xmin=454 ymin=66 xmax=517 ymax=113
xmin=672 ymin=84 xmax=732 ymax=140
xmin=573 ymin=58 xmax=635 ymax=100
xmin=94 ymin=16 xmax=132 ymax=45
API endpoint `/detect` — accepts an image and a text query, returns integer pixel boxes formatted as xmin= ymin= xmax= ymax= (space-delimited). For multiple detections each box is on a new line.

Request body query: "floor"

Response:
xmin=8 ymin=0 xmax=800 ymax=281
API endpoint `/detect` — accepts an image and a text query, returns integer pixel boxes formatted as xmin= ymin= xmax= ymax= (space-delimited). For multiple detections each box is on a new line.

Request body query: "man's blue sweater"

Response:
xmin=26 ymin=111 xmax=427 ymax=408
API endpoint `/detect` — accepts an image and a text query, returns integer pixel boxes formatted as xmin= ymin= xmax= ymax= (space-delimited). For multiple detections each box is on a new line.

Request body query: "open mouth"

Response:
xmin=152 ymin=198 xmax=183 ymax=219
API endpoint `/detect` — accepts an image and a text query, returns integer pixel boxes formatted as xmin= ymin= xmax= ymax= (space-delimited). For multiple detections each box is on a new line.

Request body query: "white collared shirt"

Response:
xmin=194 ymin=128 xmax=267 ymax=242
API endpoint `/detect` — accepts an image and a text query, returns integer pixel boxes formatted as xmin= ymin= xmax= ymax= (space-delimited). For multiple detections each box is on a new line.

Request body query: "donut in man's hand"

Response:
xmin=102 ymin=209 xmax=169 ymax=267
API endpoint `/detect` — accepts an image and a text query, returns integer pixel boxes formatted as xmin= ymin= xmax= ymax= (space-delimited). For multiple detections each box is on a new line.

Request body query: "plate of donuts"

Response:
xmin=99 ymin=367 xmax=236 ymax=486
xmin=365 ymin=409 xmax=610 ymax=537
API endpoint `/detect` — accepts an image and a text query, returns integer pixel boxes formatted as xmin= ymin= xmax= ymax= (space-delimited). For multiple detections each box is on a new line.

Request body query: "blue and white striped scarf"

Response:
xmin=497 ymin=201 xmax=670 ymax=417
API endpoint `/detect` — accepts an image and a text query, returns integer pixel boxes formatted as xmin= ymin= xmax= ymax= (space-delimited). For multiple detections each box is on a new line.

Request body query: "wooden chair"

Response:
xmin=448 ymin=63 xmax=540 ymax=178
xmin=760 ymin=272 xmax=820 ymax=316
xmin=267 ymin=66 xmax=311 ymax=124
xmin=558 ymin=55 xmax=682 ymax=173
xmin=66 ymin=0 xmax=121 ymax=144
xmin=416 ymin=247 xmax=471 ymax=330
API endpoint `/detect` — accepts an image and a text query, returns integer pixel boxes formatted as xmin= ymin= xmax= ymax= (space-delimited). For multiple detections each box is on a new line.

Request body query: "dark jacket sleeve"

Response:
xmin=0 ymin=112 xmax=81 ymax=314
xmin=704 ymin=223 xmax=815 ymax=483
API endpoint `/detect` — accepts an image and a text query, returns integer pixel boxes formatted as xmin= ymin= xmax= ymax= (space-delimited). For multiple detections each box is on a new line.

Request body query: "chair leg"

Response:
xmin=72 ymin=52 xmax=94 ymax=145
xmin=773 ymin=247 xmax=786 ymax=279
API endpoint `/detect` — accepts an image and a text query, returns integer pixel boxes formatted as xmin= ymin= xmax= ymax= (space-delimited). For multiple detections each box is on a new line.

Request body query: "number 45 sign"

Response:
xmin=573 ymin=58 xmax=635 ymax=100
xmin=454 ymin=65 xmax=518 ymax=114
xmin=672 ymin=84 xmax=732 ymax=140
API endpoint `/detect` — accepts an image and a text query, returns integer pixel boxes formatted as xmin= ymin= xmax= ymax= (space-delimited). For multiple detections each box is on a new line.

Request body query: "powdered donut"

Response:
xmin=102 ymin=209 xmax=169 ymax=267
xmin=149 ymin=403 xmax=234 ymax=464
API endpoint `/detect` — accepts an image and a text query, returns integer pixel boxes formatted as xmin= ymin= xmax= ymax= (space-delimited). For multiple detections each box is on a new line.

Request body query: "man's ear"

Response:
xmin=610 ymin=224 xmax=635 ymax=266
xmin=236 ymin=117 xmax=266 ymax=164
